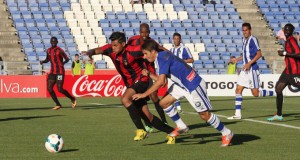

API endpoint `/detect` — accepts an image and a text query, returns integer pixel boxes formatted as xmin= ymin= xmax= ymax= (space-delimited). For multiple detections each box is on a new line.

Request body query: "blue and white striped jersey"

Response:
xmin=155 ymin=51 xmax=201 ymax=92
xmin=242 ymin=35 xmax=260 ymax=70
xmin=169 ymin=44 xmax=193 ymax=60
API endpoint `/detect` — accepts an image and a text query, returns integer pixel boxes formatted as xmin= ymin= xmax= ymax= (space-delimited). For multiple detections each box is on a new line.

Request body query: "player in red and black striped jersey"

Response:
xmin=40 ymin=37 xmax=76 ymax=110
xmin=267 ymin=23 xmax=300 ymax=121
xmin=127 ymin=23 xmax=168 ymax=131
xmin=83 ymin=32 xmax=177 ymax=142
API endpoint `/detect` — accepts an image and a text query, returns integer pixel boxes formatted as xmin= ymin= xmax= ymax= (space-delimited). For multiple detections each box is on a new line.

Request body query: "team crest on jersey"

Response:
xmin=123 ymin=59 xmax=128 ymax=66
xmin=186 ymin=70 xmax=196 ymax=82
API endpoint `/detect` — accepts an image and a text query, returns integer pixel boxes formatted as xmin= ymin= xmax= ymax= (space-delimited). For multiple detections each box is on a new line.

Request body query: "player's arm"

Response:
xmin=82 ymin=44 xmax=113 ymax=58
xmin=132 ymin=74 xmax=166 ymax=100
xmin=60 ymin=50 xmax=70 ymax=64
xmin=236 ymin=56 xmax=243 ymax=62
xmin=142 ymin=69 xmax=158 ymax=81
xmin=278 ymin=39 xmax=300 ymax=59
xmin=182 ymin=47 xmax=194 ymax=63
xmin=40 ymin=50 xmax=50 ymax=64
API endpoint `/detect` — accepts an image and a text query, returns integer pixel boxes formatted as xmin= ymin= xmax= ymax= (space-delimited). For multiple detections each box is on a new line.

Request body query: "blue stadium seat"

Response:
xmin=151 ymin=20 xmax=161 ymax=28
xmin=210 ymin=12 xmax=219 ymax=20
xmin=189 ymin=11 xmax=199 ymax=20
xmin=166 ymin=27 xmax=176 ymax=35
xmin=106 ymin=11 xmax=115 ymax=20
xmin=193 ymin=19 xmax=203 ymax=27
xmin=176 ymin=28 xmax=186 ymax=35
xmin=137 ymin=12 xmax=147 ymax=20
xmin=172 ymin=20 xmax=182 ymax=27
xmin=162 ymin=19 xmax=172 ymax=27
xmin=181 ymin=35 xmax=191 ymax=43
xmin=186 ymin=27 xmax=197 ymax=36
xmin=155 ymin=28 xmax=166 ymax=36
xmin=110 ymin=19 xmax=120 ymax=28
xmin=182 ymin=19 xmax=192 ymax=28
xmin=184 ymin=4 xmax=195 ymax=12
xmin=116 ymin=12 xmax=126 ymax=19
xmin=127 ymin=12 xmax=137 ymax=20
xmin=160 ymin=37 xmax=170 ymax=44
xmin=174 ymin=4 xmax=185 ymax=12
xmin=190 ymin=35 xmax=201 ymax=43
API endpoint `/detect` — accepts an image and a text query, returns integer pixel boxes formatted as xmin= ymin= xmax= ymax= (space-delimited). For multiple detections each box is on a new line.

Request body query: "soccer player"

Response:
xmin=127 ymin=23 xmax=168 ymax=132
xmin=227 ymin=23 xmax=275 ymax=120
xmin=83 ymin=32 xmax=177 ymax=143
xmin=267 ymin=23 xmax=300 ymax=121
xmin=40 ymin=37 xmax=76 ymax=110
xmin=133 ymin=40 xmax=234 ymax=146
xmin=71 ymin=54 xmax=82 ymax=76
xmin=169 ymin=33 xmax=194 ymax=114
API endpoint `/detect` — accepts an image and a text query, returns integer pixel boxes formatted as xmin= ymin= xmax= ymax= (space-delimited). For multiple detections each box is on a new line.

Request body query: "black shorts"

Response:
xmin=48 ymin=74 xmax=65 ymax=81
xmin=128 ymin=81 xmax=150 ymax=107
xmin=277 ymin=71 xmax=300 ymax=87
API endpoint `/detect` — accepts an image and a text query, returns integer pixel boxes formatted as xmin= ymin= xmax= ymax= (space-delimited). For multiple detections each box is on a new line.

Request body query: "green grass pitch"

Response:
xmin=0 ymin=97 xmax=299 ymax=160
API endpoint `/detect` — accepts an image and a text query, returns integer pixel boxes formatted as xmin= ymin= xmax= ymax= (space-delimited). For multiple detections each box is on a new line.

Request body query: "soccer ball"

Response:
xmin=45 ymin=134 xmax=64 ymax=153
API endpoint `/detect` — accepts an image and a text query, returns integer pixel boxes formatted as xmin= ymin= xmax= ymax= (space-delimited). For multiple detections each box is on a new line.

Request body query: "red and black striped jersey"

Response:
xmin=127 ymin=35 xmax=156 ymax=74
xmin=44 ymin=46 xmax=69 ymax=74
xmin=100 ymin=44 xmax=149 ymax=87
xmin=284 ymin=36 xmax=300 ymax=74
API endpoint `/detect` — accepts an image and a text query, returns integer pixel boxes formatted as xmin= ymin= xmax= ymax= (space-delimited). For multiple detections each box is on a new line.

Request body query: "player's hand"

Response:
xmin=142 ymin=69 xmax=149 ymax=76
xmin=243 ymin=63 xmax=251 ymax=71
xmin=81 ymin=51 xmax=93 ymax=59
xmin=132 ymin=93 xmax=146 ymax=101
xmin=278 ymin=50 xmax=285 ymax=56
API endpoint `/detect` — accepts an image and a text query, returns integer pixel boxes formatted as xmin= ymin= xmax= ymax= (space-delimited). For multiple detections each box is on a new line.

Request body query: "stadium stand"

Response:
xmin=4 ymin=0 xmax=274 ymax=74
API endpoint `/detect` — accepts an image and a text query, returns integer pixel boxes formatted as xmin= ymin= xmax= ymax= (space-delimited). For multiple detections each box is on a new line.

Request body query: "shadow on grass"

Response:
xmin=60 ymin=149 xmax=79 ymax=153
xmin=188 ymin=121 xmax=239 ymax=131
xmin=0 ymin=104 xmax=123 ymax=112
xmin=247 ymin=112 xmax=300 ymax=119
xmin=0 ymin=115 xmax=65 ymax=122
xmin=144 ymin=133 xmax=260 ymax=146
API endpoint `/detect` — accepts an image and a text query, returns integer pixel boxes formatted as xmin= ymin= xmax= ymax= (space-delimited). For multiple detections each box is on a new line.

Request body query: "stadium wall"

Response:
xmin=0 ymin=74 xmax=299 ymax=98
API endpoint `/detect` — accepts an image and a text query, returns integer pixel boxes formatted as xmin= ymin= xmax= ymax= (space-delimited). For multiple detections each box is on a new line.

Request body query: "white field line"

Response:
xmin=184 ymin=111 xmax=300 ymax=130
xmin=88 ymin=103 xmax=300 ymax=130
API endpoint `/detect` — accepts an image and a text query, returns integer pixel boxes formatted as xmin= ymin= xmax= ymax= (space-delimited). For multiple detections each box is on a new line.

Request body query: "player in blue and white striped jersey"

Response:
xmin=169 ymin=33 xmax=194 ymax=114
xmin=132 ymin=40 xmax=234 ymax=146
xmin=228 ymin=23 xmax=275 ymax=120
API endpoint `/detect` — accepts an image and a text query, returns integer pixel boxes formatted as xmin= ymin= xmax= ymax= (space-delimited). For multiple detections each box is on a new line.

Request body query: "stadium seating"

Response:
xmin=6 ymin=0 xmax=273 ymax=73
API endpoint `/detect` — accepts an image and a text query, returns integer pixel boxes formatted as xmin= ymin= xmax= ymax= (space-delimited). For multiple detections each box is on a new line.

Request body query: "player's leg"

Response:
xmin=160 ymin=94 xmax=188 ymax=132
xmin=187 ymin=79 xmax=233 ymax=146
xmin=160 ymin=84 xmax=189 ymax=131
xmin=228 ymin=71 xmax=248 ymax=119
xmin=121 ymin=88 xmax=145 ymax=131
xmin=267 ymin=73 xmax=288 ymax=121
xmin=56 ymin=74 xmax=76 ymax=108
xmin=137 ymin=101 xmax=174 ymax=135
xmin=174 ymin=100 xmax=183 ymax=114
xmin=251 ymin=70 xmax=275 ymax=97
xmin=47 ymin=74 xmax=61 ymax=109
xmin=149 ymin=90 xmax=168 ymax=124
xmin=227 ymin=84 xmax=244 ymax=119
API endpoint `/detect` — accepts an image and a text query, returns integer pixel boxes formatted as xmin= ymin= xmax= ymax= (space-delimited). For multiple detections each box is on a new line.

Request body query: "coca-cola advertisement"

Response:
xmin=50 ymin=75 xmax=167 ymax=98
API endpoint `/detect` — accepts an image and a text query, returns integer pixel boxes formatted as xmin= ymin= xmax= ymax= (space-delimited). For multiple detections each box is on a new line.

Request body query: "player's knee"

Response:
xmin=199 ymin=111 xmax=210 ymax=121
xmin=159 ymin=100 xmax=168 ymax=108
xmin=47 ymin=87 xmax=54 ymax=93
xmin=121 ymin=96 xmax=131 ymax=106
xmin=253 ymin=93 xmax=259 ymax=97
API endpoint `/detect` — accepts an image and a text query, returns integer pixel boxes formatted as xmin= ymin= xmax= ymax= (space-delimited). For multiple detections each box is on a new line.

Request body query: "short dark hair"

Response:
xmin=75 ymin=54 xmax=79 ymax=57
xmin=140 ymin=23 xmax=150 ymax=33
xmin=51 ymin=36 xmax=58 ymax=41
xmin=173 ymin=32 xmax=181 ymax=39
xmin=242 ymin=23 xmax=251 ymax=30
xmin=284 ymin=23 xmax=295 ymax=32
xmin=141 ymin=39 xmax=159 ymax=52
xmin=109 ymin=32 xmax=126 ymax=44
xmin=230 ymin=56 xmax=236 ymax=58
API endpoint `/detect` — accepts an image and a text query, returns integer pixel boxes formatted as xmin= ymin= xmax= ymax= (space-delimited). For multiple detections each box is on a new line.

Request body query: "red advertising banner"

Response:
xmin=49 ymin=75 xmax=167 ymax=98
xmin=0 ymin=75 xmax=47 ymax=98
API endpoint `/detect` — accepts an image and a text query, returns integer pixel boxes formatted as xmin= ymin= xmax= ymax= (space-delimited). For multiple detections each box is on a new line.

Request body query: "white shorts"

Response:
xmin=237 ymin=69 xmax=260 ymax=89
xmin=168 ymin=79 xmax=212 ymax=112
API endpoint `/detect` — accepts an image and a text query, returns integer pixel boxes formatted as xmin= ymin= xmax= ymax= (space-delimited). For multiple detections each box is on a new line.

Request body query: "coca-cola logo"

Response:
xmin=72 ymin=75 xmax=126 ymax=97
